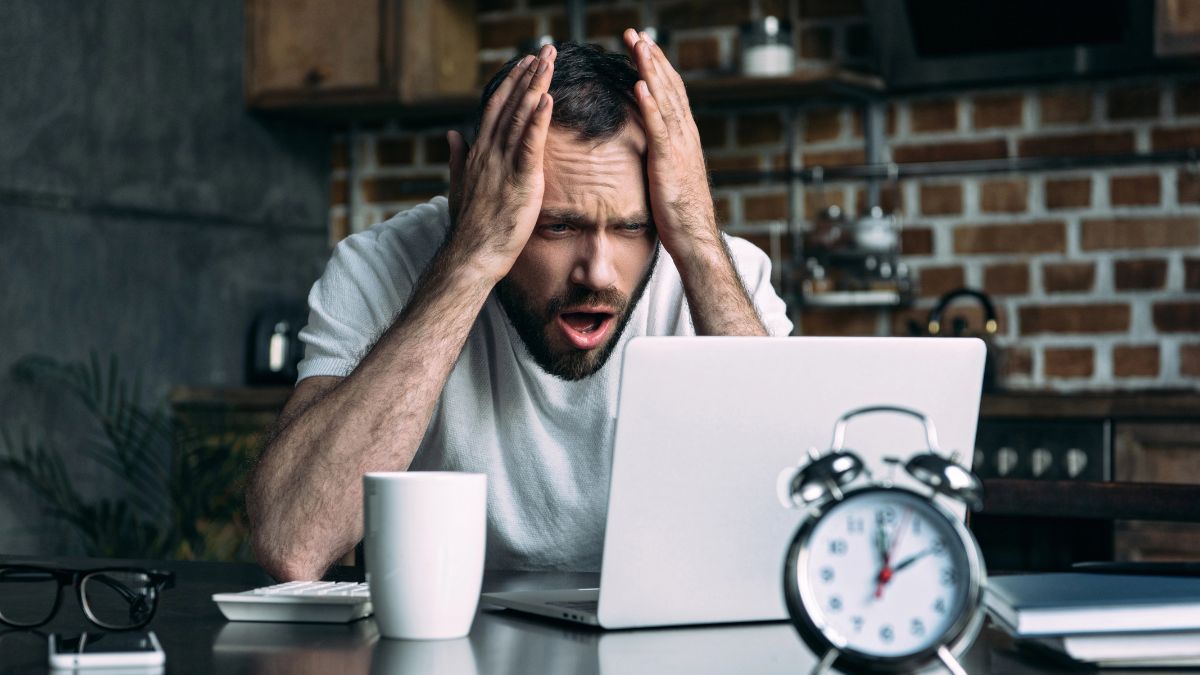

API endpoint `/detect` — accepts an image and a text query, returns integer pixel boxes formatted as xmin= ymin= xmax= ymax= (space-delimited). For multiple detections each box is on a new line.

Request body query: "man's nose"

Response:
xmin=570 ymin=233 xmax=618 ymax=290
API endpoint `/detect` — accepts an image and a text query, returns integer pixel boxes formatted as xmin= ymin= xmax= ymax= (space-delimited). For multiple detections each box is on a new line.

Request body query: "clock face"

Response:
xmin=793 ymin=489 xmax=972 ymax=659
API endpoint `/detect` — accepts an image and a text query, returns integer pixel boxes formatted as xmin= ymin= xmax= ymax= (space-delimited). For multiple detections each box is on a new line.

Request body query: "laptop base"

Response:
xmin=482 ymin=589 xmax=602 ymax=627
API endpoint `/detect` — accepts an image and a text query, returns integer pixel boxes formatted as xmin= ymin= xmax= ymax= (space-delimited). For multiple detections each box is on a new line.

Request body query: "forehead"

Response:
xmin=541 ymin=124 xmax=648 ymax=222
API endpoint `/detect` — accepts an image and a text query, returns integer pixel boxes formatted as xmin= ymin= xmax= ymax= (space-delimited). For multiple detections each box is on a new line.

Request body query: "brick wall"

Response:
xmin=328 ymin=0 xmax=1200 ymax=392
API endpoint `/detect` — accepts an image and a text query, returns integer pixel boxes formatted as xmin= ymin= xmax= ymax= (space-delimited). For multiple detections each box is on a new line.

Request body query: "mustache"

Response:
xmin=544 ymin=287 xmax=628 ymax=320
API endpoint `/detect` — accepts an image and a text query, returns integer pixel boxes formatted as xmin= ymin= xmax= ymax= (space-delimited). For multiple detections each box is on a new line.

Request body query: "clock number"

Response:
xmin=932 ymin=538 xmax=946 ymax=555
xmin=880 ymin=625 xmax=894 ymax=643
xmin=829 ymin=595 xmax=842 ymax=612
xmin=847 ymin=516 xmax=865 ymax=533
xmin=881 ymin=506 xmax=897 ymax=524
xmin=912 ymin=518 xmax=922 ymax=536
xmin=910 ymin=618 xmax=925 ymax=637
xmin=820 ymin=567 xmax=834 ymax=583
xmin=829 ymin=539 xmax=848 ymax=555
xmin=940 ymin=568 xmax=958 ymax=586
xmin=851 ymin=616 xmax=864 ymax=633
xmin=934 ymin=598 xmax=947 ymax=614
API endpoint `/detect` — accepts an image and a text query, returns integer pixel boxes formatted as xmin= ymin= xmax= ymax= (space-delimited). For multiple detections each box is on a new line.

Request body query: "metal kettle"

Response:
xmin=908 ymin=288 xmax=1005 ymax=391
xmin=247 ymin=305 xmax=308 ymax=385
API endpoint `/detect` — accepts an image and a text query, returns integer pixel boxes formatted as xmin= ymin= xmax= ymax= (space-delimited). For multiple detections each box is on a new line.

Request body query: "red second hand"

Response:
xmin=874 ymin=507 xmax=913 ymax=599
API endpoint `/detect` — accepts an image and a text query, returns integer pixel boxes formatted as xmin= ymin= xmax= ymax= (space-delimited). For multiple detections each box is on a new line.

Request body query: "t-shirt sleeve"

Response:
xmin=726 ymin=234 xmax=795 ymax=337
xmin=296 ymin=200 xmax=448 ymax=381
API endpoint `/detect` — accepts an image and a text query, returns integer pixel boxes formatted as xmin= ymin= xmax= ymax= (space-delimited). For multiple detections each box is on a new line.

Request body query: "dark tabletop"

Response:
xmin=0 ymin=556 xmax=1179 ymax=674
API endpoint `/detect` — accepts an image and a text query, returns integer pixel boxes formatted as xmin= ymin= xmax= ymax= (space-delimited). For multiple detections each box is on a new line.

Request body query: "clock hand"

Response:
xmin=874 ymin=507 xmax=913 ymax=599
xmin=874 ymin=511 xmax=889 ymax=567
xmin=892 ymin=547 xmax=934 ymax=574
xmin=872 ymin=512 xmax=891 ymax=600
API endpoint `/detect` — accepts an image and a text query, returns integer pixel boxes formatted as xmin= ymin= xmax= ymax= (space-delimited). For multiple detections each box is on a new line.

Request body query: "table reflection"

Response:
xmin=371 ymin=636 xmax=477 ymax=674
xmin=208 ymin=609 xmax=824 ymax=675
xmin=463 ymin=609 xmax=818 ymax=675
xmin=212 ymin=620 xmax=378 ymax=674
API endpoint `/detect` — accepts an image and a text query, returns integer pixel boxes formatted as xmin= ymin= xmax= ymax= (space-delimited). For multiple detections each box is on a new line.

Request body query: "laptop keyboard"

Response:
xmin=546 ymin=600 xmax=599 ymax=612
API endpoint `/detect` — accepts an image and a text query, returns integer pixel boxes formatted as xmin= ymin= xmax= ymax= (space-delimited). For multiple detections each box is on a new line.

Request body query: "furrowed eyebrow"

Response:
xmin=539 ymin=208 xmax=652 ymax=229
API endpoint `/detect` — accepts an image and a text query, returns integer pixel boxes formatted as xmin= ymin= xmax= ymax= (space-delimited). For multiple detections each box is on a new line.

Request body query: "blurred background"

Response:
xmin=1 ymin=0 xmax=1197 ymax=570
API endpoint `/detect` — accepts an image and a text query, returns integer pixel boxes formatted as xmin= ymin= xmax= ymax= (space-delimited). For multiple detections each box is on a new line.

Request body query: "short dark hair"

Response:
xmin=477 ymin=42 xmax=640 ymax=143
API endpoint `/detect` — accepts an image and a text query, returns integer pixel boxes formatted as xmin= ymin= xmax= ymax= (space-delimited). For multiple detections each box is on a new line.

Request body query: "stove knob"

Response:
xmin=1031 ymin=448 xmax=1053 ymax=478
xmin=996 ymin=446 xmax=1019 ymax=477
xmin=1065 ymin=447 xmax=1089 ymax=479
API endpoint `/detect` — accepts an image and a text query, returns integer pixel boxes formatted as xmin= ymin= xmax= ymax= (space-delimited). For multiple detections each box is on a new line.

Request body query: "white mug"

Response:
xmin=363 ymin=472 xmax=487 ymax=640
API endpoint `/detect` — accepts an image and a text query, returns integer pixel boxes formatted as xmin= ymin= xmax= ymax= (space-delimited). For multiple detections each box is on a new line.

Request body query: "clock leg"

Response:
xmin=809 ymin=647 xmax=839 ymax=675
xmin=936 ymin=645 xmax=968 ymax=675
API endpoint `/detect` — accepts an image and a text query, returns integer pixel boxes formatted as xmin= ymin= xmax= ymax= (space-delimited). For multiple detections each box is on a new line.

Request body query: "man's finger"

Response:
xmin=625 ymin=29 xmax=680 ymax=124
xmin=622 ymin=27 xmax=640 ymax=53
xmin=516 ymin=93 xmax=554 ymax=177
xmin=478 ymin=55 xmax=534 ymax=146
xmin=496 ymin=44 xmax=553 ymax=143
xmin=505 ymin=49 xmax=556 ymax=154
xmin=496 ymin=53 xmax=542 ymax=136
xmin=645 ymin=34 xmax=687 ymax=92
xmin=635 ymin=40 xmax=677 ymax=126
xmin=635 ymin=80 xmax=671 ymax=158
xmin=641 ymin=33 xmax=692 ymax=125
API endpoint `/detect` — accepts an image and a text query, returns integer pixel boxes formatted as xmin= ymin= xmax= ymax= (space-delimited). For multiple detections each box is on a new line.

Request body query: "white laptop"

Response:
xmin=482 ymin=336 xmax=986 ymax=629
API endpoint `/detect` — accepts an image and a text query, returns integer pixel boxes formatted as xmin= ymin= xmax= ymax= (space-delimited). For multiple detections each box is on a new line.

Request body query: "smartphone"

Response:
xmin=48 ymin=631 xmax=165 ymax=669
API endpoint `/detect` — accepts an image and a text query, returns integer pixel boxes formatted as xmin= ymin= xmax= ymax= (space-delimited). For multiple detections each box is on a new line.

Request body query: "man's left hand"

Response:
xmin=622 ymin=28 xmax=720 ymax=261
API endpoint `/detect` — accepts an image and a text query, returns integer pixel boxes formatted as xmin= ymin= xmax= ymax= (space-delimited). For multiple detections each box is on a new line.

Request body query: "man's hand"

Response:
xmin=250 ymin=49 xmax=557 ymax=578
xmin=622 ymin=29 xmax=768 ymax=337
xmin=446 ymin=44 xmax=557 ymax=283
xmin=622 ymin=29 xmax=719 ymax=261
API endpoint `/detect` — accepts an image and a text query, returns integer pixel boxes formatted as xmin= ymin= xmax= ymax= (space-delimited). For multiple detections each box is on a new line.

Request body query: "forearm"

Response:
xmin=250 ymin=43 xmax=559 ymax=580
xmin=674 ymin=233 xmax=768 ymax=336
xmin=250 ymin=240 xmax=496 ymax=580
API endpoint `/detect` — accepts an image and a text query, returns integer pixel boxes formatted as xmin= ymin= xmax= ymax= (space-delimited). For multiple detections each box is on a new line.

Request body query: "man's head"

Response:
xmin=478 ymin=43 xmax=659 ymax=381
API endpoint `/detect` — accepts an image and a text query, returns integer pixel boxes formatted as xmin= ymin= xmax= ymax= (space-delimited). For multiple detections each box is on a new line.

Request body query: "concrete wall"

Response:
xmin=0 ymin=2 xmax=331 ymax=554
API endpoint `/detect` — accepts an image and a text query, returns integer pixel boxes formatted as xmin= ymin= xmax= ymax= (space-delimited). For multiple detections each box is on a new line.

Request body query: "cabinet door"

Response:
xmin=1114 ymin=422 xmax=1200 ymax=561
xmin=397 ymin=0 xmax=478 ymax=102
xmin=1157 ymin=0 xmax=1200 ymax=57
xmin=246 ymin=0 xmax=392 ymax=103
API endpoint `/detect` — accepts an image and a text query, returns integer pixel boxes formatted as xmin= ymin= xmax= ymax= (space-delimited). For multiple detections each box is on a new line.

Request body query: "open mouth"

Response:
xmin=556 ymin=311 xmax=616 ymax=349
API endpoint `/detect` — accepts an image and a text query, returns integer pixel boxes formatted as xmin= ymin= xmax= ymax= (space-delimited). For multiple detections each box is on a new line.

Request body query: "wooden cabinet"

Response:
xmin=245 ymin=0 xmax=478 ymax=110
xmin=1157 ymin=0 xmax=1200 ymax=57
xmin=976 ymin=393 xmax=1200 ymax=570
xmin=1114 ymin=420 xmax=1200 ymax=561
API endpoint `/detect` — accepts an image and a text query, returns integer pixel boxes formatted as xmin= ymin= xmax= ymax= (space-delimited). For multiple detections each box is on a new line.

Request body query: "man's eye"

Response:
xmin=544 ymin=223 xmax=570 ymax=234
xmin=621 ymin=223 xmax=647 ymax=233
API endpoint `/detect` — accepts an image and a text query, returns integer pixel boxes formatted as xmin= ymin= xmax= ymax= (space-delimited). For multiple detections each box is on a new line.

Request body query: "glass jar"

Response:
xmin=740 ymin=16 xmax=795 ymax=77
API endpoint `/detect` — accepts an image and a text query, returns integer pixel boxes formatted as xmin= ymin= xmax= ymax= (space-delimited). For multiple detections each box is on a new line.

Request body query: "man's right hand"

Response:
xmin=446 ymin=44 xmax=556 ymax=283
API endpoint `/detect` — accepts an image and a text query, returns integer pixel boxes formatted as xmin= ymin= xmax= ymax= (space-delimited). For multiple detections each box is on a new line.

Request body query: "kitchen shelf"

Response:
xmin=801 ymin=289 xmax=905 ymax=308
xmin=685 ymin=69 xmax=884 ymax=106
xmin=981 ymin=479 xmax=1200 ymax=523
xmin=254 ymin=69 xmax=883 ymax=126
xmin=979 ymin=390 xmax=1200 ymax=419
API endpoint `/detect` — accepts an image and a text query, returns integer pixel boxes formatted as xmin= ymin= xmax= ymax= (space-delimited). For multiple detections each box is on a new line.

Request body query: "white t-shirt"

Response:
xmin=297 ymin=197 xmax=792 ymax=571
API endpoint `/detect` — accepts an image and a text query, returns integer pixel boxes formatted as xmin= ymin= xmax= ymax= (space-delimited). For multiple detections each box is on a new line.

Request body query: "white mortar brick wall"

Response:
xmin=328 ymin=4 xmax=1200 ymax=391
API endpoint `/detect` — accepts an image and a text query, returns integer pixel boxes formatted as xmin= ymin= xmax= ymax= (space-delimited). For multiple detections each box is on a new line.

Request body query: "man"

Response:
xmin=248 ymin=30 xmax=791 ymax=581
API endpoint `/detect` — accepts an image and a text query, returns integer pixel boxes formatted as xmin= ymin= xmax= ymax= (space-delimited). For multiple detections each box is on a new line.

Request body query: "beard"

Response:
xmin=496 ymin=247 xmax=660 ymax=381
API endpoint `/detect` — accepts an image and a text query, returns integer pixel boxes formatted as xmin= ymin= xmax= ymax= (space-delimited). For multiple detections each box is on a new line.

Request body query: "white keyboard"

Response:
xmin=213 ymin=581 xmax=373 ymax=623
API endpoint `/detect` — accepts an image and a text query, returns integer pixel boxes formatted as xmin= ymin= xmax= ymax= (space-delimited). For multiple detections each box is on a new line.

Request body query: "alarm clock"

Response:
xmin=776 ymin=405 xmax=986 ymax=675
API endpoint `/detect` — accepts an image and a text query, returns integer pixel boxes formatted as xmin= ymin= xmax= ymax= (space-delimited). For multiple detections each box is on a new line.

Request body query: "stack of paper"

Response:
xmin=985 ymin=573 xmax=1200 ymax=668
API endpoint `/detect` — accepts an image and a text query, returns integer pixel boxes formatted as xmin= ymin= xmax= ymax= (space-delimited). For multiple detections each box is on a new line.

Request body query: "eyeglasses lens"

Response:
xmin=0 ymin=568 xmax=59 ymax=626
xmin=81 ymin=572 xmax=157 ymax=629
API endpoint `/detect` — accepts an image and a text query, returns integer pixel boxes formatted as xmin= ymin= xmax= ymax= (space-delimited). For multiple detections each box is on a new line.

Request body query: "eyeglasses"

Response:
xmin=0 ymin=565 xmax=174 ymax=631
